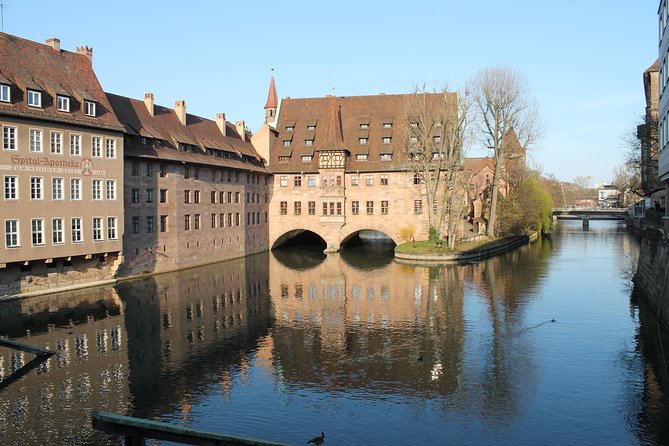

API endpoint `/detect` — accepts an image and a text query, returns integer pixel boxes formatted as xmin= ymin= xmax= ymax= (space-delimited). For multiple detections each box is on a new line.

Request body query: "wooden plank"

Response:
xmin=92 ymin=412 xmax=296 ymax=446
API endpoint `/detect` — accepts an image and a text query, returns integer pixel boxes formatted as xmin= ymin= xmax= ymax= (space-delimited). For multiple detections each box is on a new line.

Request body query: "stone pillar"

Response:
xmin=323 ymin=242 xmax=340 ymax=254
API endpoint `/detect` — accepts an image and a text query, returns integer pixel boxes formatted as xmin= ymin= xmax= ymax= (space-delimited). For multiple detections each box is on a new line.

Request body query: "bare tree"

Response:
xmin=615 ymin=115 xmax=659 ymax=200
xmin=402 ymin=85 xmax=472 ymax=248
xmin=470 ymin=67 xmax=542 ymax=237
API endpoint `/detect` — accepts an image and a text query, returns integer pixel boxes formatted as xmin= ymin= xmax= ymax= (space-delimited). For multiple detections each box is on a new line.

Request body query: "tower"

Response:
xmin=264 ymin=75 xmax=278 ymax=126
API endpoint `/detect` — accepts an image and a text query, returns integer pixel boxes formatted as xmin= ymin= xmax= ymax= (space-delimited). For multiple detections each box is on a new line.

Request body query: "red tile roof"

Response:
xmin=265 ymin=76 xmax=278 ymax=109
xmin=0 ymin=33 xmax=123 ymax=131
xmin=106 ymin=93 xmax=269 ymax=173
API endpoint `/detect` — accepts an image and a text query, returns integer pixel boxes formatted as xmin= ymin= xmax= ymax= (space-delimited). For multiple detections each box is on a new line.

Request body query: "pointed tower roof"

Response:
xmin=318 ymin=96 xmax=347 ymax=152
xmin=264 ymin=76 xmax=278 ymax=109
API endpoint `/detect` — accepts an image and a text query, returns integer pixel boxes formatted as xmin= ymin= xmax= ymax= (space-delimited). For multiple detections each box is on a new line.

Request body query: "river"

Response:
xmin=0 ymin=220 xmax=667 ymax=445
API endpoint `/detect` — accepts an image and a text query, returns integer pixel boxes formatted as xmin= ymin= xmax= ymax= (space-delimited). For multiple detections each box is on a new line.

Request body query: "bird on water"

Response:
xmin=308 ymin=432 xmax=325 ymax=445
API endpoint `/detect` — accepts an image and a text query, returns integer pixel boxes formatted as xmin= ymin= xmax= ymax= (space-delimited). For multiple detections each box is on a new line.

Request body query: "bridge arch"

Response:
xmin=271 ymin=229 xmax=326 ymax=250
xmin=340 ymin=224 xmax=399 ymax=247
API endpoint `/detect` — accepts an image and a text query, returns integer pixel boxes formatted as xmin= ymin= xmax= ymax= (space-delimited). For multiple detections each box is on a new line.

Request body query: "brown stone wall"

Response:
xmin=635 ymin=227 xmax=669 ymax=327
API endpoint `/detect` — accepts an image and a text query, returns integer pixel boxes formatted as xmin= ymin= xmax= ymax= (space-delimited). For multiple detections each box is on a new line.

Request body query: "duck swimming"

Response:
xmin=307 ymin=432 xmax=325 ymax=445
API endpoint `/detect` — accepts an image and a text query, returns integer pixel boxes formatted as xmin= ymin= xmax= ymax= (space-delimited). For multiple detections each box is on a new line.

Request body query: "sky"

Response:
xmin=1 ymin=0 xmax=659 ymax=185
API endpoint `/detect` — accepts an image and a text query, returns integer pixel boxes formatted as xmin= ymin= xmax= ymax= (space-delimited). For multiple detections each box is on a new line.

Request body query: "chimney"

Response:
xmin=216 ymin=113 xmax=227 ymax=136
xmin=175 ymin=100 xmax=187 ymax=125
xmin=45 ymin=38 xmax=61 ymax=52
xmin=236 ymin=120 xmax=246 ymax=142
xmin=144 ymin=93 xmax=154 ymax=116
xmin=75 ymin=46 xmax=93 ymax=62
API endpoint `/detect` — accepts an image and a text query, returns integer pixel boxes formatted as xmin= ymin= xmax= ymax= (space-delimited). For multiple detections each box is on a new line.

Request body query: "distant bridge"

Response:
xmin=552 ymin=208 xmax=628 ymax=226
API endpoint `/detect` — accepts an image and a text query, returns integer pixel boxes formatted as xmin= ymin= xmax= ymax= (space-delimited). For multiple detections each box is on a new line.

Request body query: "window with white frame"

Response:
xmin=359 ymin=137 xmax=368 ymax=145
xmin=5 ymin=219 xmax=19 ymax=247
xmin=51 ymin=131 xmax=63 ymax=154
xmin=52 ymin=177 xmax=63 ymax=200
xmin=4 ymin=175 xmax=17 ymax=199
xmin=70 ymin=178 xmax=81 ymax=200
xmin=84 ymin=100 xmax=96 ymax=117
xmin=107 ymin=217 xmax=118 ymax=240
xmin=380 ymin=174 xmax=389 ymax=185
xmin=283 ymin=140 xmax=291 ymax=147
xmin=106 ymin=138 xmax=116 ymax=158
xmin=0 ymin=84 xmax=10 ymax=102
xmin=305 ymin=139 xmax=314 ymax=146
xmin=351 ymin=175 xmax=359 ymax=186
xmin=30 ymin=176 xmax=43 ymax=200
xmin=92 ymin=179 xmax=102 ymax=200
xmin=106 ymin=180 xmax=116 ymax=200
xmin=380 ymin=153 xmax=392 ymax=161
xmin=71 ymin=218 xmax=83 ymax=243
xmin=92 ymin=217 xmax=103 ymax=241
xmin=356 ymin=154 xmax=367 ymax=161
xmin=31 ymin=219 xmax=44 ymax=246
xmin=52 ymin=218 xmax=64 ymax=244
xmin=365 ymin=175 xmax=374 ymax=186
xmin=70 ymin=134 xmax=81 ymax=156
xmin=56 ymin=95 xmax=70 ymax=112
xmin=382 ymin=137 xmax=391 ymax=144
xmin=27 ymin=89 xmax=41 ymax=107
xmin=3 ymin=126 xmax=17 ymax=151
xmin=92 ymin=136 xmax=102 ymax=157
xmin=29 ymin=129 xmax=43 ymax=152
xmin=280 ymin=176 xmax=288 ymax=187
xmin=307 ymin=176 xmax=316 ymax=187
xmin=301 ymin=155 xmax=312 ymax=162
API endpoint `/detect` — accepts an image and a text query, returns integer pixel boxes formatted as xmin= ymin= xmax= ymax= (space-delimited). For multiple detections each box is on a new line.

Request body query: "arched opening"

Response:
xmin=340 ymin=230 xmax=396 ymax=249
xmin=339 ymin=230 xmax=395 ymax=270
xmin=272 ymin=229 xmax=327 ymax=250
xmin=271 ymin=229 xmax=327 ymax=271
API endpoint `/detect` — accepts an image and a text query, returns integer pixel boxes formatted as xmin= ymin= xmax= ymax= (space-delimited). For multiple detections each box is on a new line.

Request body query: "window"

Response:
xmin=194 ymin=168 xmax=199 ymax=180
xmin=52 ymin=218 xmax=64 ymax=244
xmin=380 ymin=153 xmax=392 ymax=161
xmin=351 ymin=201 xmax=360 ymax=215
xmin=211 ymin=214 xmax=217 ymax=228
xmin=235 ymin=213 xmax=240 ymax=226
xmin=382 ymin=137 xmax=391 ymax=144
xmin=278 ymin=156 xmax=290 ymax=162
xmin=70 ymin=134 xmax=81 ymax=156
xmin=160 ymin=215 xmax=168 ymax=232
xmin=366 ymin=201 xmax=374 ymax=215
xmin=329 ymin=202 xmax=335 ymax=215
xmin=365 ymin=175 xmax=374 ymax=186
xmin=308 ymin=201 xmax=315 ymax=215
xmin=184 ymin=190 xmax=191 ymax=204
xmin=280 ymin=201 xmax=287 ymax=215
xmin=107 ymin=217 xmax=118 ymax=239
xmin=92 ymin=179 xmax=102 ymax=200
xmin=4 ymin=175 xmax=17 ymax=199
xmin=106 ymin=180 xmax=116 ymax=200
xmin=194 ymin=214 xmax=200 ymax=230
xmin=29 ymin=129 xmax=43 ymax=152
xmin=283 ymin=140 xmax=291 ymax=147
xmin=106 ymin=139 xmax=116 ymax=158
xmin=51 ymin=131 xmax=63 ymax=154
xmin=383 ymin=122 xmax=392 ymax=128
xmin=227 ymin=213 xmax=233 ymax=227
xmin=305 ymin=139 xmax=314 ymax=146
xmin=301 ymin=155 xmax=312 ymax=162
xmin=286 ymin=125 xmax=294 ymax=132
xmin=413 ymin=173 xmax=422 ymax=185
xmin=211 ymin=191 xmax=217 ymax=203
xmin=359 ymin=137 xmax=368 ymax=145
xmin=131 ymin=188 xmax=140 ymax=203
xmin=71 ymin=218 xmax=83 ymax=243
xmin=322 ymin=202 xmax=328 ymax=216
xmin=84 ymin=100 xmax=96 ymax=117
xmin=145 ymin=162 xmax=153 ymax=176
xmin=0 ymin=84 xmax=10 ymax=102
xmin=131 ymin=161 xmax=139 ymax=176
xmin=381 ymin=174 xmax=389 ymax=185
xmin=414 ymin=200 xmax=423 ymax=214
xmin=280 ymin=176 xmax=288 ymax=187
xmin=227 ymin=191 xmax=232 ymax=203
xmin=356 ymin=154 xmax=367 ymax=161
xmin=70 ymin=178 xmax=81 ymax=200
xmin=235 ymin=192 xmax=240 ymax=203
xmin=433 ymin=135 xmax=442 ymax=144
xmin=132 ymin=216 xmax=140 ymax=234
xmin=92 ymin=136 xmax=102 ymax=157
xmin=5 ymin=220 xmax=19 ymax=247
xmin=381 ymin=200 xmax=389 ymax=215
xmin=294 ymin=201 xmax=302 ymax=215
xmin=194 ymin=190 xmax=200 ymax=204
xmin=294 ymin=176 xmax=302 ymax=187
xmin=360 ymin=123 xmax=369 ymax=129
xmin=160 ymin=164 xmax=167 ymax=177
xmin=30 ymin=219 xmax=44 ymax=246
xmin=146 ymin=188 xmax=154 ymax=203
xmin=56 ymin=95 xmax=70 ymax=112
xmin=219 ymin=191 xmax=224 ymax=203
xmin=307 ymin=176 xmax=316 ymax=187
xmin=52 ymin=178 xmax=63 ymax=200
xmin=160 ymin=189 xmax=168 ymax=203
xmin=3 ymin=126 xmax=17 ymax=151
xmin=27 ymin=89 xmax=41 ymax=107
xmin=92 ymin=217 xmax=103 ymax=241
xmin=336 ymin=202 xmax=342 ymax=215
xmin=146 ymin=216 xmax=155 ymax=233
xmin=219 ymin=213 xmax=224 ymax=227
xmin=31 ymin=176 xmax=43 ymax=200
xmin=409 ymin=136 xmax=418 ymax=144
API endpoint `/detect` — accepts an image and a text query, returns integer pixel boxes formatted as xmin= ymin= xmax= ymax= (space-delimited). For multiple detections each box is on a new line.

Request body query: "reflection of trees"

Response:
xmin=116 ymin=253 xmax=274 ymax=419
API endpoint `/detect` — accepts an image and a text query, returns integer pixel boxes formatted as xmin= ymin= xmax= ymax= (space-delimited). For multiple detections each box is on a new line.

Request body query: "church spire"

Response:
xmin=264 ymin=73 xmax=278 ymax=125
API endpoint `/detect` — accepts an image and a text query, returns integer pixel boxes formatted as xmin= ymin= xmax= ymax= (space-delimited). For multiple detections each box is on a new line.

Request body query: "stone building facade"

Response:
xmin=0 ymin=33 xmax=125 ymax=296
xmin=106 ymin=93 xmax=270 ymax=276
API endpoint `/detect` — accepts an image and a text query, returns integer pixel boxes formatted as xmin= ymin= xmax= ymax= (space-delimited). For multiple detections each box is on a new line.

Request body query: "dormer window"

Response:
xmin=27 ymin=89 xmax=42 ymax=108
xmin=382 ymin=137 xmax=391 ymax=144
xmin=410 ymin=122 xmax=419 ymax=128
xmin=283 ymin=140 xmax=291 ymax=147
xmin=84 ymin=100 xmax=96 ymax=117
xmin=56 ymin=95 xmax=70 ymax=112
xmin=0 ymin=84 xmax=9 ymax=102
xmin=286 ymin=125 xmax=294 ymax=132
xmin=356 ymin=154 xmax=368 ymax=161
xmin=380 ymin=154 xmax=392 ymax=161
xmin=359 ymin=137 xmax=368 ymax=145
xmin=305 ymin=139 xmax=314 ymax=146
xmin=383 ymin=122 xmax=392 ymax=128
xmin=306 ymin=125 xmax=316 ymax=132
xmin=360 ymin=123 xmax=369 ymax=129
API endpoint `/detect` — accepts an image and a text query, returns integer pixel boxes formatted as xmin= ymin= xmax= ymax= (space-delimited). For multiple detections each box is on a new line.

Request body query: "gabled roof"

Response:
xmin=316 ymin=96 xmax=347 ymax=152
xmin=0 ymin=33 xmax=123 ymax=131
xmin=463 ymin=157 xmax=494 ymax=176
xmin=106 ymin=93 xmax=269 ymax=173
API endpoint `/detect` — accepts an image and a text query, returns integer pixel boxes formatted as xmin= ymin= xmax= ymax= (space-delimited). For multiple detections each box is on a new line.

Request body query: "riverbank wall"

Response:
xmin=394 ymin=232 xmax=538 ymax=264
xmin=634 ymin=226 xmax=669 ymax=328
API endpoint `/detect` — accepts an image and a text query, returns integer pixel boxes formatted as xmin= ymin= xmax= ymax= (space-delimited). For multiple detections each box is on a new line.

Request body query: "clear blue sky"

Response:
xmin=3 ymin=0 xmax=658 ymax=185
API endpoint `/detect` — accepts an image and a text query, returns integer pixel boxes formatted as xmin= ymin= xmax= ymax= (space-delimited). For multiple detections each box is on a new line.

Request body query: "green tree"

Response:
xmin=497 ymin=175 xmax=553 ymax=235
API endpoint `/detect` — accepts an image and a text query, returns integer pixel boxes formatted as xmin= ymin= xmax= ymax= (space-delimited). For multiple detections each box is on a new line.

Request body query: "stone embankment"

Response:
xmin=395 ymin=232 xmax=538 ymax=264
xmin=634 ymin=226 xmax=669 ymax=328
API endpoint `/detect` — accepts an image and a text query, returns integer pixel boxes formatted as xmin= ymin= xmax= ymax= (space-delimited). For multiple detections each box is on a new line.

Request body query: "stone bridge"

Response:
xmin=552 ymin=208 xmax=628 ymax=227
